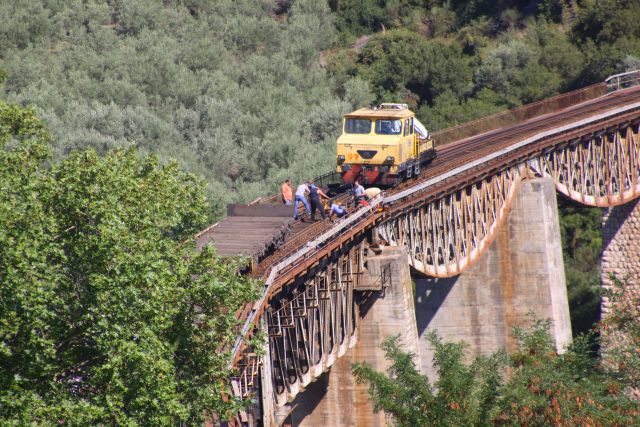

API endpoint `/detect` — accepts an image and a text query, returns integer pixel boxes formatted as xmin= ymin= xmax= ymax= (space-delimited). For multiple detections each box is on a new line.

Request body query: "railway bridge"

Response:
xmin=199 ymin=72 xmax=640 ymax=426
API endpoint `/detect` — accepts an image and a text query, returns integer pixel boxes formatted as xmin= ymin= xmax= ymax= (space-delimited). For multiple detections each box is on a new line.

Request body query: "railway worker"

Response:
xmin=281 ymin=178 xmax=293 ymax=205
xmin=327 ymin=202 xmax=347 ymax=221
xmin=293 ymin=180 xmax=311 ymax=221
xmin=364 ymin=187 xmax=381 ymax=200
xmin=353 ymin=177 xmax=367 ymax=206
xmin=308 ymin=180 xmax=330 ymax=222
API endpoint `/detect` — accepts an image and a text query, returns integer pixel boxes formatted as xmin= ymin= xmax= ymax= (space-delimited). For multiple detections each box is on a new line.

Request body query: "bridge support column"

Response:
xmin=600 ymin=198 xmax=640 ymax=360
xmin=414 ymin=178 xmax=572 ymax=378
xmin=283 ymin=246 xmax=419 ymax=427
xmin=601 ymin=198 xmax=640 ymax=312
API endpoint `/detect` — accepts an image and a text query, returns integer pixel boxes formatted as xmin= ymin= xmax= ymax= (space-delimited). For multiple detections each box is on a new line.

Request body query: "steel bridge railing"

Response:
xmin=431 ymin=83 xmax=607 ymax=146
xmin=606 ymin=69 xmax=640 ymax=93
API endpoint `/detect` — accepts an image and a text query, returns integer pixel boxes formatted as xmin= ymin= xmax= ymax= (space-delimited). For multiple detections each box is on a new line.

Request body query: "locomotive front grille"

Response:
xmin=357 ymin=150 xmax=378 ymax=159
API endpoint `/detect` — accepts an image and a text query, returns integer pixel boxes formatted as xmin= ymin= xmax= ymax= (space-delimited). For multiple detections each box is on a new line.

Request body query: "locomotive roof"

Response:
xmin=345 ymin=107 xmax=414 ymax=119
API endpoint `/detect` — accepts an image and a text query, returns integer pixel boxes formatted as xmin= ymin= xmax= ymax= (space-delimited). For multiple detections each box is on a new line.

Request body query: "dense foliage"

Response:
xmin=2 ymin=2 xmax=638 ymax=421
xmin=0 ymin=100 xmax=259 ymax=425
xmin=0 ymin=0 xmax=371 ymax=208
xmin=353 ymin=318 xmax=640 ymax=426
xmin=327 ymin=0 xmax=640 ymax=130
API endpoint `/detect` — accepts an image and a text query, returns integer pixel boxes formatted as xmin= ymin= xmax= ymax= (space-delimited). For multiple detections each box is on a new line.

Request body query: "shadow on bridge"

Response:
xmin=413 ymin=275 xmax=456 ymax=337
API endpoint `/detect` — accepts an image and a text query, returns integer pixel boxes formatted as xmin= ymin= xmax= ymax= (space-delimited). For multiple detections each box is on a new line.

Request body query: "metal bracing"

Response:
xmin=379 ymin=165 xmax=525 ymax=277
xmin=258 ymin=240 xmax=366 ymax=407
xmin=380 ymin=121 xmax=640 ymax=278
xmin=533 ymin=122 xmax=640 ymax=206
xmin=229 ymin=118 xmax=640 ymax=424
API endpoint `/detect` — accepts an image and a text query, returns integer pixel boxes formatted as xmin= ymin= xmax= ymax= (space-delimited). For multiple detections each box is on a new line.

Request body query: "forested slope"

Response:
xmin=0 ymin=0 xmax=370 ymax=210
xmin=2 ymin=1 xmax=639 ymax=207
xmin=326 ymin=0 xmax=640 ymax=130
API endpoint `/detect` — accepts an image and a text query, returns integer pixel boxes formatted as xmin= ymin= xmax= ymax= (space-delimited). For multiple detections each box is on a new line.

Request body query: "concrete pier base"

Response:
xmin=284 ymin=246 xmax=419 ymax=427
xmin=414 ymin=178 xmax=572 ymax=378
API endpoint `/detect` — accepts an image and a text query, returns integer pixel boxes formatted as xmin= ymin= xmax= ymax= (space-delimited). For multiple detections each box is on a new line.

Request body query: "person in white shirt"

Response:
xmin=353 ymin=178 xmax=365 ymax=204
xmin=293 ymin=180 xmax=311 ymax=221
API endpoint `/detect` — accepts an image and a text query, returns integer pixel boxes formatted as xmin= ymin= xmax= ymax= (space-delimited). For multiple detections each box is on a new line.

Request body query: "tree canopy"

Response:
xmin=0 ymin=100 xmax=258 ymax=425
xmin=353 ymin=318 xmax=640 ymax=426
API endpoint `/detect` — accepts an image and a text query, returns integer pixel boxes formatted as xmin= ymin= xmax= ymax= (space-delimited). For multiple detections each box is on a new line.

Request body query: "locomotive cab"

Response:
xmin=336 ymin=103 xmax=435 ymax=186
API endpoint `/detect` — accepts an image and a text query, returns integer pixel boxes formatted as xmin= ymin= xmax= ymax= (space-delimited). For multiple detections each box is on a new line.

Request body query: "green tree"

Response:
xmin=356 ymin=29 xmax=471 ymax=106
xmin=558 ymin=198 xmax=602 ymax=336
xmin=0 ymin=100 xmax=259 ymax=425
xmin=353 ymin=319 xmax=640 ymax=426
xmin=353 ymin=333 xmax=506 ymax=426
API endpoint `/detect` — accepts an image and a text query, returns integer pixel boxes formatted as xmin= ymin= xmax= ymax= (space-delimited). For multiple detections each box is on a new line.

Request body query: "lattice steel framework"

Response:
xmin=228 ymin=119 xmax=640 ymax=425
xmin=533 ymin=121 xmax=640 ymax=206
xmin=379 ymin=165 xmax=525 ymax=277
xmin=380 ymin=121 xmax=640 ymax=277
xmin=264 ymin=239 xmax=366 ymax=406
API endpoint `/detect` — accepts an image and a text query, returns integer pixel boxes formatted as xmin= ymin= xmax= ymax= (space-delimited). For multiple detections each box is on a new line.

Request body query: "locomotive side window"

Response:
xmin=375 ymin=119 xmax=402 ymax=135
xmin=404 ymin=118 xmax=413 ymax=136
xmin=345 ymin=118 xmax=372 ymax=134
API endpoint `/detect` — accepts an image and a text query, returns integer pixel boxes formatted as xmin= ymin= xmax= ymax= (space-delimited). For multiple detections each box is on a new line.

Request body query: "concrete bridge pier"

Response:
xmin=414 ymin=177 xmax=572 ymax=378
xmin=282 ymin=246 xmax=420 ymax=427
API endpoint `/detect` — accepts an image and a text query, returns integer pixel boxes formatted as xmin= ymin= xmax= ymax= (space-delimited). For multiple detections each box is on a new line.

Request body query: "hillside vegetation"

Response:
xmin=327 ymin=0 xmax=640 ymax=130
xmin=0 ymin=0 xmax=372 ymax=210
xmin=2 ymin=1 xmax=639 ymax=205
xmin=1 ymin=0 xmax=640 ymax=424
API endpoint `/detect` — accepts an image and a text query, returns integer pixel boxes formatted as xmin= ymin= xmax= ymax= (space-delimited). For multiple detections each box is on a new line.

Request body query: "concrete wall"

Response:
xmin=601 ymin=198 xmax=640 ymax=315
xmin=284 ymin=246 xmax=419 ymax=427
xmin=414 ymin=178 xmax=572 ymax=378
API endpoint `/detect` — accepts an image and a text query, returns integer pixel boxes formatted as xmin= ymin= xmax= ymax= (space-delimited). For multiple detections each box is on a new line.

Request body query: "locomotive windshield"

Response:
xmin=345 ymin=118 xmax=371 ymax=134
xmin=375 ymin=119 xmax=402 ymax=135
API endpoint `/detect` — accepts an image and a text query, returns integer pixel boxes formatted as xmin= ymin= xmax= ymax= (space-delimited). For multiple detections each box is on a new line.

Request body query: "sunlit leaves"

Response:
xmin=0 ymin=102 xmax=259 ymax=424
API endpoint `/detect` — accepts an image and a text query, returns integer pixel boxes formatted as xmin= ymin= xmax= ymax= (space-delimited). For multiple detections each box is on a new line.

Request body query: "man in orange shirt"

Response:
xmin=281 ymin=178 xmax=293 ymax=205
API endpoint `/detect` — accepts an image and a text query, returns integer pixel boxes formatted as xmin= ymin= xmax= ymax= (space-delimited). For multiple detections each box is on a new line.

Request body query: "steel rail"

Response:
xmin=229 ymin=87 xmax=640 ymax=364
xmin=386 ymin=100 xmax=640 ymax=204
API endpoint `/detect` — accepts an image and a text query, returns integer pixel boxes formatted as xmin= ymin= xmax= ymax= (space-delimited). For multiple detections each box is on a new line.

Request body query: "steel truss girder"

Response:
xmin=258 ymin=240 xmax=366 ymax=407
xmin=532 ymin=121 xmax=640 ymax=206
xmin=379 ymin=164 xmax=525 ymax=277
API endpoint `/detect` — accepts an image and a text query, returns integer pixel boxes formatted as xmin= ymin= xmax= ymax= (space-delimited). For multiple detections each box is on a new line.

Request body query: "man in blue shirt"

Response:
xmin=308 ymin=179 xmax=330 ymax=222
xmin=328 ymin=203 xmax=347 ymax=220
xmin=293 ymin=181 xmax=311 ymax=221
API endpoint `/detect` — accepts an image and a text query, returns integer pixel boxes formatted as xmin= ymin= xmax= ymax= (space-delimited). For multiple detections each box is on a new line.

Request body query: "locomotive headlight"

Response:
xmin=384 ymin=156 xmax=395 ymax=164
xmin=337 ymin=154 xmax=346 ymax=163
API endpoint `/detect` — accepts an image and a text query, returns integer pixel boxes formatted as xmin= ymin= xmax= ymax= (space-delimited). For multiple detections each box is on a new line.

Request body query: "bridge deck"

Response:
xmin=224 ymin=84 xmax=640 ymax=406
xmin=248 ymin=86 xmax=640 ymax=278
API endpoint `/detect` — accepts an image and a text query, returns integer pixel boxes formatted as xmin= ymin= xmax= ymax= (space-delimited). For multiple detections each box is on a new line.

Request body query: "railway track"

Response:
xmin=228 ymin=85 xmax=640 ymax=365
xmin=250 ymin=87 xmax=640 ymax=283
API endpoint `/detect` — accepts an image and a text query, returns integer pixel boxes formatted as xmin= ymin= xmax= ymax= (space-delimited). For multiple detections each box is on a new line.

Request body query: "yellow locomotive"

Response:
xmin=336 ymin=103 xmax=435 ymax=186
